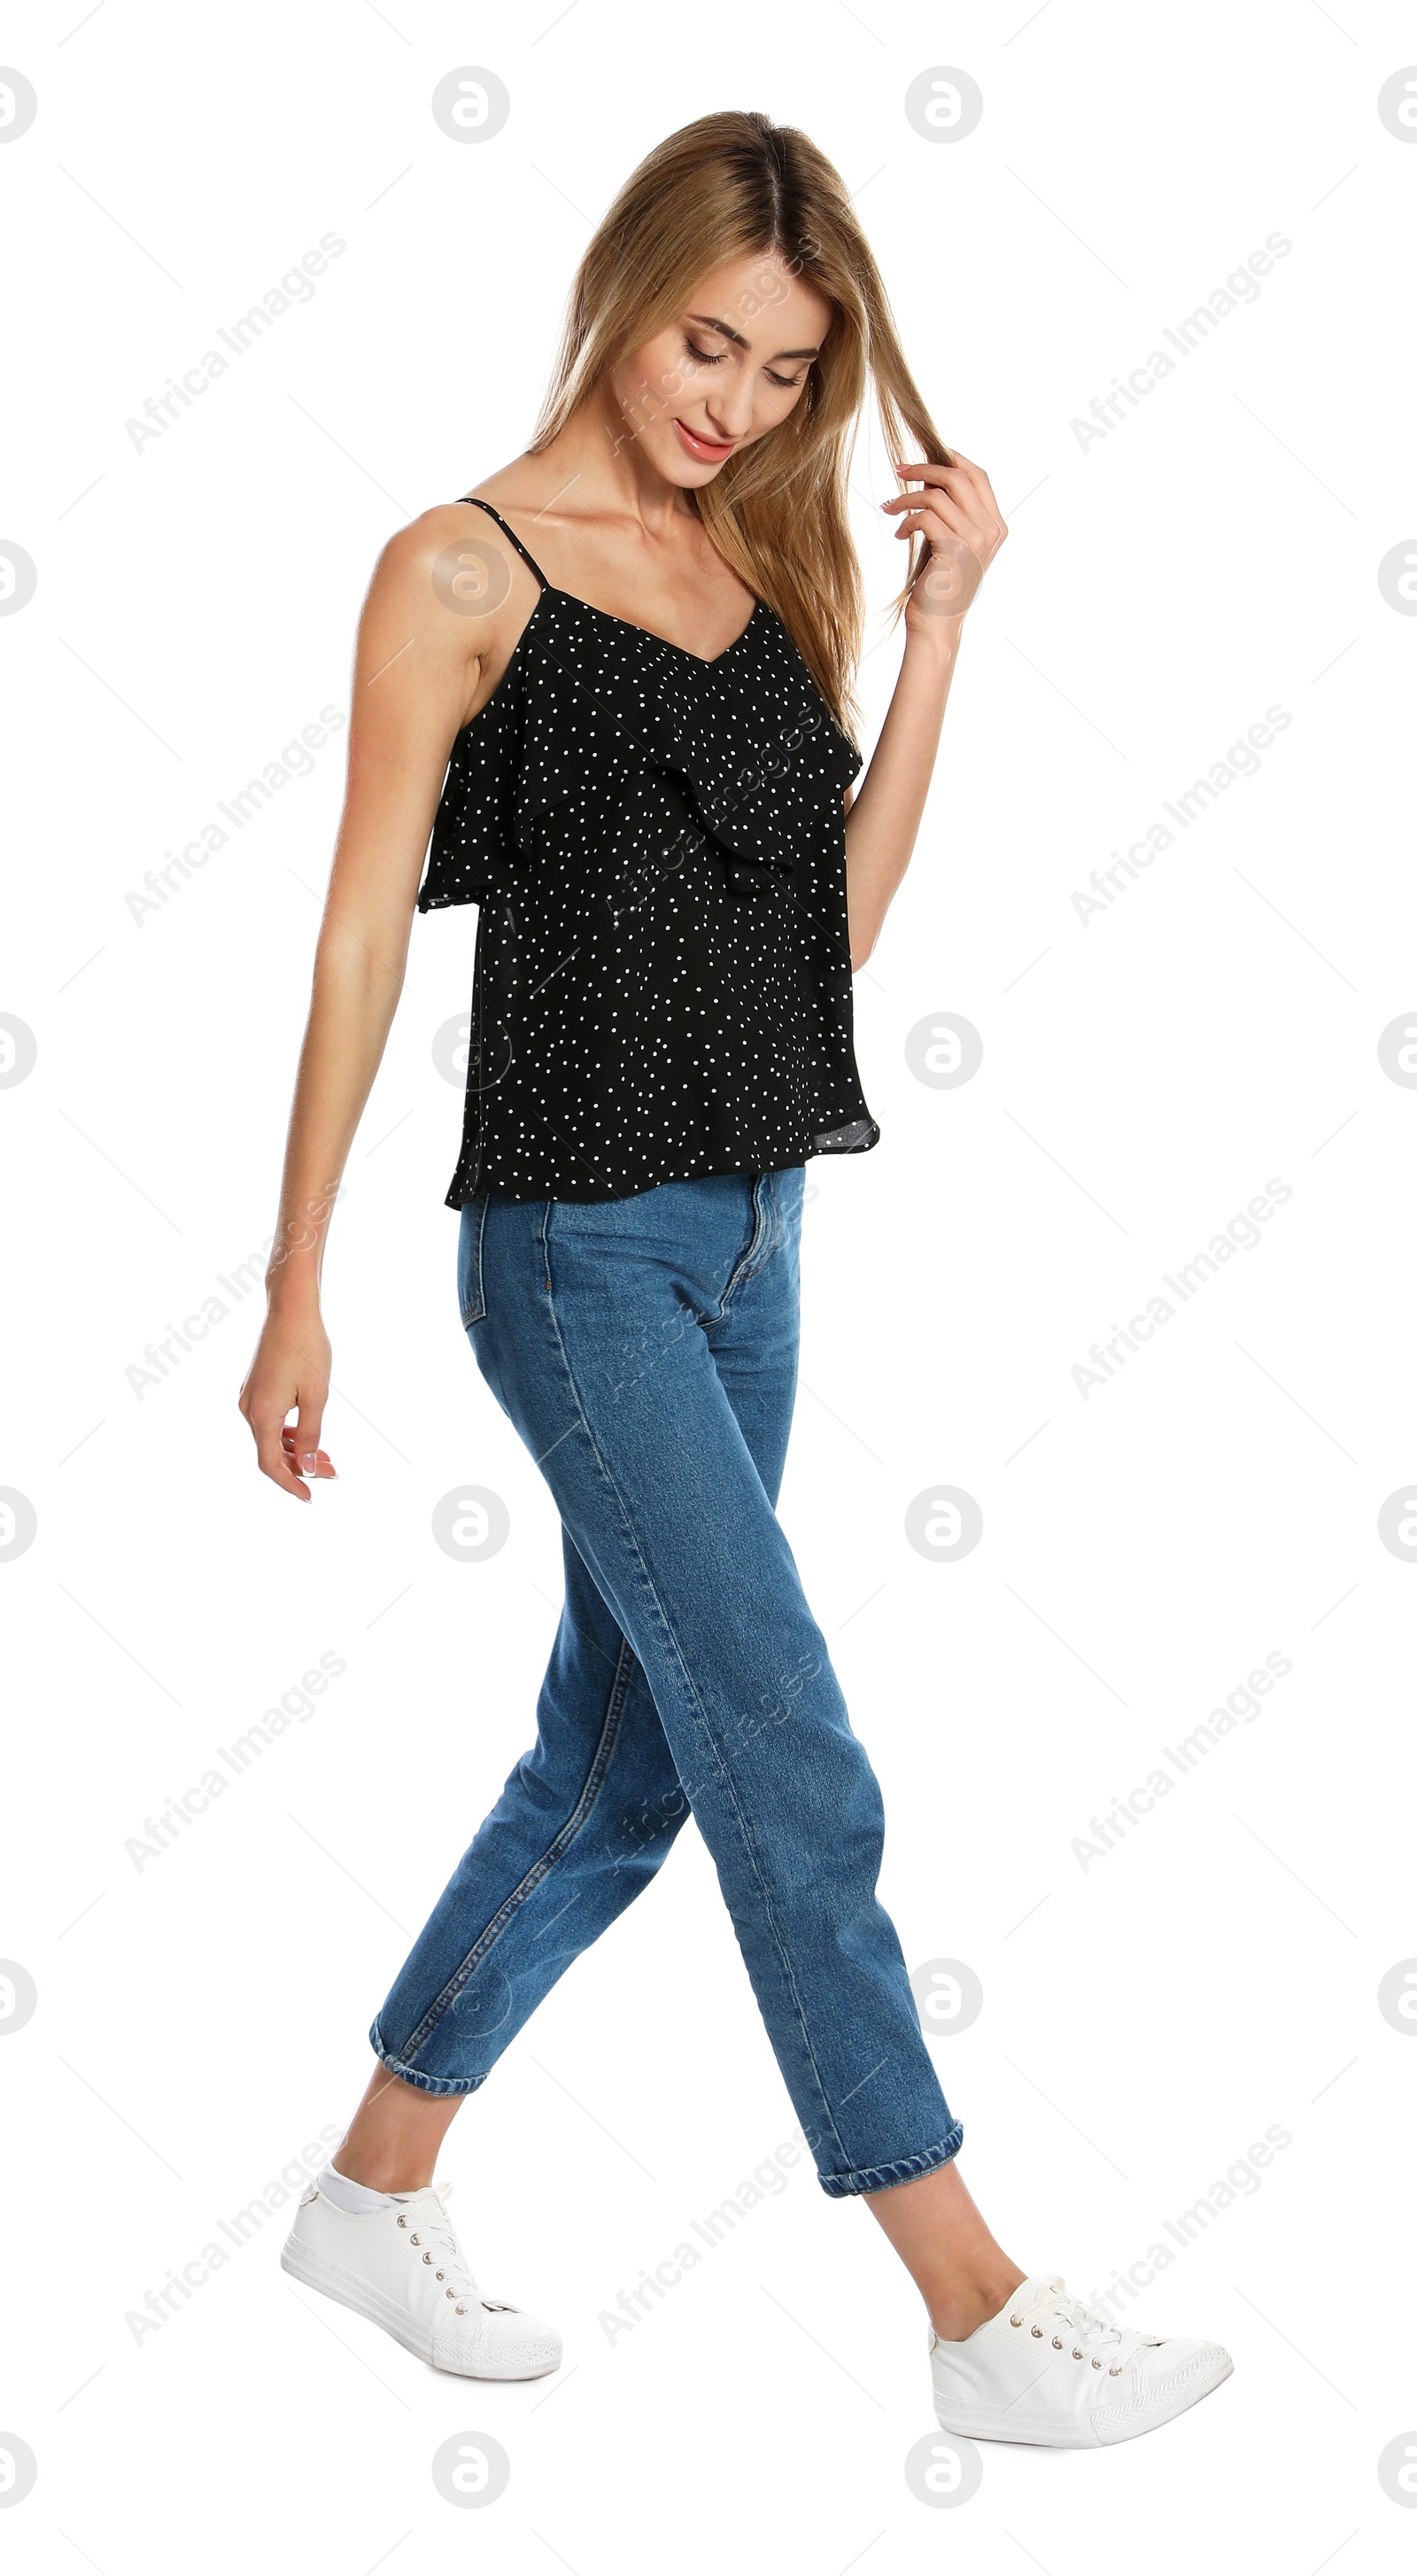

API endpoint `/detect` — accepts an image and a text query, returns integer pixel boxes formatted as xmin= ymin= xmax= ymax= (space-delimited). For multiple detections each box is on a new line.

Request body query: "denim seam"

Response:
xmin=391 ymin=1627 xmax=639 ymax=2069
xmin=815 ymin=2121 xmax=964 ymax=2198
xmin=366 ymin=2028 xmax=489 ymax=2099
xmin=539 ymin=1197 xmax=850 ymax=2174
xmin=711 ymin=1174 xmax=776 ymax=1323
xmin=459 ymin=1193 xmax=490 ymax=1329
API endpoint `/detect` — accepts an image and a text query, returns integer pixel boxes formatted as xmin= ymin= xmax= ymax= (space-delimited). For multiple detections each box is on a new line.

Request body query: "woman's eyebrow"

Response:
xmin=685 ymin=311 xmax=822 ymax=361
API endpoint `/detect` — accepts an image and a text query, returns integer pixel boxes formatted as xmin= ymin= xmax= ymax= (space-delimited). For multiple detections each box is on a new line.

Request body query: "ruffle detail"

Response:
xmin=416 ymin=594 xmax=861 ymax=916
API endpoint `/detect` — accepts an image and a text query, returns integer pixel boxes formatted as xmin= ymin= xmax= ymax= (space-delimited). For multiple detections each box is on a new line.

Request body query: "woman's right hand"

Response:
xmin=238 ymin=1306 xmax=337 ymax=1503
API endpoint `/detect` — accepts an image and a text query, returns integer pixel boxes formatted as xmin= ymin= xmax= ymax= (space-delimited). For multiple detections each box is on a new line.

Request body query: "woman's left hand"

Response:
xmin=885 ymin=452 xmax=1007 ymax=638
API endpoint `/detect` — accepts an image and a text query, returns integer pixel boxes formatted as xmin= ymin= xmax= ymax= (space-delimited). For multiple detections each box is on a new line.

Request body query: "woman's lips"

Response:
xmin=673 ymin=418 xmax=735 ymax=461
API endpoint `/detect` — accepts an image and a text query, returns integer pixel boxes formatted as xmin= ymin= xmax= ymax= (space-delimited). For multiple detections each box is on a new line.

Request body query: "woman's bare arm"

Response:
xmin=237 ymin=506 xmax=506 ymax=1501
xmin=844 ymin=454 xmax=1007 ymax=970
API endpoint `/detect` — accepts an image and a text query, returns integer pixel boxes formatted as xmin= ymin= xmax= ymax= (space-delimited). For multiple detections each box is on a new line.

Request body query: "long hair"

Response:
xmin=528 ymin=110 xmax=951 ymax=739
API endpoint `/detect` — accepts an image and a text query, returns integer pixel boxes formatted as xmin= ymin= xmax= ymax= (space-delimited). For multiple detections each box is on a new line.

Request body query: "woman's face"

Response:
xmin=610 ymin=251 xmax=833 ymax=482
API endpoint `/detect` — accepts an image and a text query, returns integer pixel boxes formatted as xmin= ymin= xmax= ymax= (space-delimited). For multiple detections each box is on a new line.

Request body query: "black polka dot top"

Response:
xmin=416 ymin=496 xmax=882 ymax=1206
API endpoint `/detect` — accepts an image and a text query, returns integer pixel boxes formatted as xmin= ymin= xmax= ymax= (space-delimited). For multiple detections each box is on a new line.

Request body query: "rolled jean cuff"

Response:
xmin=368 ymin=2019 xmax=489 ymax=2099
xmin=816 ymin=2120 xmax=964 ymax=2199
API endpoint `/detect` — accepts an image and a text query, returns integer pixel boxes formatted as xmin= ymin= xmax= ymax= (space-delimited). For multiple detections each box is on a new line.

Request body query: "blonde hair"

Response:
xmin=529 ymin=110 xmax=951 ymax=738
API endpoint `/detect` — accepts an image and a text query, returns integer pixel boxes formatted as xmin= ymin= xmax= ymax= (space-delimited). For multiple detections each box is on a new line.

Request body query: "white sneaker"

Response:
xmin=930 ymin=2273 xmax=1232 ymax=2447
xmin=281 ymin=2178 xmax=562 ymax=2380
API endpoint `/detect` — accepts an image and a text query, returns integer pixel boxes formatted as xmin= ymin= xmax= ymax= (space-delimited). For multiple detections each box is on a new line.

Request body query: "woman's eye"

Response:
xmin=681 ymin=338 xmax=804 ymax=393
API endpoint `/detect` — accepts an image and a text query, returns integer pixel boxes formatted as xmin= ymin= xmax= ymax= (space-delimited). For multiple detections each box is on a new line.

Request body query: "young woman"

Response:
xmin=239 ymin=110 xmax=1232 ymax=2447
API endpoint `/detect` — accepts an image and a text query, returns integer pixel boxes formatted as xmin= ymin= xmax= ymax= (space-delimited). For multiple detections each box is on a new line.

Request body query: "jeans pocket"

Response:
xmin=458 ymin=1193 xmax=491 ymax=1328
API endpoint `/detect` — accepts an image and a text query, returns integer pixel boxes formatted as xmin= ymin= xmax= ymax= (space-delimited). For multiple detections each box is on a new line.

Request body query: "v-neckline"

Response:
xmin=546 ymin=586 xmax=762 ymax=669
xmin=454 ymin=493 xmax=763 ymax=686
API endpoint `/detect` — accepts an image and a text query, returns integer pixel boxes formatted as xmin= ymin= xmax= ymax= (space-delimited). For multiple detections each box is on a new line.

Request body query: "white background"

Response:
xmin=4 ymin=0 xmax=1415 ymax=2564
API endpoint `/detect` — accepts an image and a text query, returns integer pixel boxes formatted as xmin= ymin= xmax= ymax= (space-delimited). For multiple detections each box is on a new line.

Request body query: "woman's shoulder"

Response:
xmin=371 ymin=479 xmax=529 ymax=594
xmin=361 ymin=476 xmax=546 ymax=689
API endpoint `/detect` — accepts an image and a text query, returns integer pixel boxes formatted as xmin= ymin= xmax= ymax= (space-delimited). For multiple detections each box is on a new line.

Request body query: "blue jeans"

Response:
xmin=371 ymin=1167 xmax=963 ymax=2197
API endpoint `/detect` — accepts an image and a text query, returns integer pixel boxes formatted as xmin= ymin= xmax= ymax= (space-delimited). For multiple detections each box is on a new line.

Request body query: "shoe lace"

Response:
xmin=396 ymin=2181 xmax=481 ymax=2313
xmin=1010 ymin=2279 xmax=1158 ymax=2377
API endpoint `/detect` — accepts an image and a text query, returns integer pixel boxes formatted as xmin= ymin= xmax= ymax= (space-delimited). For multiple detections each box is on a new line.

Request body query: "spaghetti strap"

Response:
xmin=456 ymin=495 xmax=551 ymax=592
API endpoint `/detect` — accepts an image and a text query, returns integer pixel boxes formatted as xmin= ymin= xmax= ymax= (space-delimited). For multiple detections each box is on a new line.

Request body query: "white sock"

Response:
xmin=317 ymin=2160 xmax=399 ymax=2215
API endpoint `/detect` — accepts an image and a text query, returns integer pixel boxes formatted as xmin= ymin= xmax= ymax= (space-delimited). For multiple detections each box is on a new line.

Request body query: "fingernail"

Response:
xmin=300 ymin=1453 xmax=318 ymax=1471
